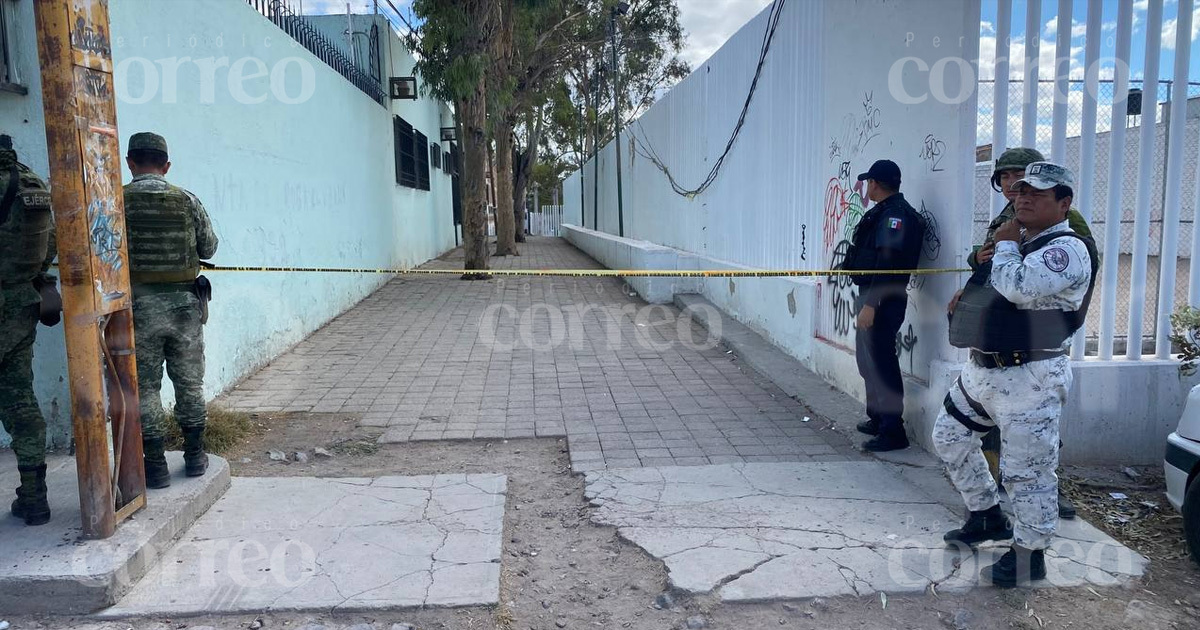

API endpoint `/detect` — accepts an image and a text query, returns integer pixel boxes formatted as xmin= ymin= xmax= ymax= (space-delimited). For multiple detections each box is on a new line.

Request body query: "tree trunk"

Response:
xmin=513 ymin=105 xmax=544 ymax=243
xmin=458 ymin=86 xmax=491 ymax=278
xmin=494 ymin=123 xmax=518 ymax=256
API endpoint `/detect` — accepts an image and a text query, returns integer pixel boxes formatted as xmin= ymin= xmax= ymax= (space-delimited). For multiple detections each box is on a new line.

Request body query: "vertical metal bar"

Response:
xmin=1125 ymin=0 xmax=1163 ymax=359
xmin=1071 ymin=0 xmax=1103 ymax=359
xmin=1098 ymin=0 xmax=1134 ymax=360
xmin=992 ymin=0 xmax=1013 ymax=218
xmin=1022 ymin=0 xmax=1042 ymax=148
xmin=1050 ymin=0 xmax=1072 ymax=163
xmin=1157 ymin=0 xmax=1193 ymax=357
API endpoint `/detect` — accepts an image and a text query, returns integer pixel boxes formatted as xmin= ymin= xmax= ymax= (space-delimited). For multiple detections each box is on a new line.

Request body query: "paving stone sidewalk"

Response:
xmin=219 ymin=237 xmax=862 ymax=471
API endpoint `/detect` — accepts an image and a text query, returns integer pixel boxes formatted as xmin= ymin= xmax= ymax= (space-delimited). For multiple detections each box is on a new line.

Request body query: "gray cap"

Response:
xmin=1012 ymin=161 xmax=1075 ymax=191
xmin=127 ymin=132 xmax=168 ymax=156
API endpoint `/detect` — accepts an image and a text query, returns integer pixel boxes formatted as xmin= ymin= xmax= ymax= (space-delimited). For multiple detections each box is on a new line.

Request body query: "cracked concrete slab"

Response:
xmin=100 ymin=474 xmax=506 ymax=617
xmin=585 ymin=462 xmax=1147 ymax=601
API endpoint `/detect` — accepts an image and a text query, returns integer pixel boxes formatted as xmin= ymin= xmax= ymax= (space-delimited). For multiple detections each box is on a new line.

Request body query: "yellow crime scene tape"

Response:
xmin=193 ymin=265 xmax=971 ymax=278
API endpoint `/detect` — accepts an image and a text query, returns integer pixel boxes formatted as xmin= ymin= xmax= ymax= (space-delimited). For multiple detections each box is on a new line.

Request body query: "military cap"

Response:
xmin=994 ymin=147 xmax=1044 ymax=173
xmin=127 ymin=132 xmax=168 ymax=156
xmin=1014 ymin=161 xmax=1076 ymax=191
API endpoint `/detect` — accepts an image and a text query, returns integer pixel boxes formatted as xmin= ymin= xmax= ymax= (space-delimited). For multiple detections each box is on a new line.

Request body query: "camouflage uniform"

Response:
xmin=123 ymin=135 xmax=217 ymax=442
xmin=0 ymin=145 xmax=56 ymax=468
xmin=934 ymin=218 xmax=1093 ymax=550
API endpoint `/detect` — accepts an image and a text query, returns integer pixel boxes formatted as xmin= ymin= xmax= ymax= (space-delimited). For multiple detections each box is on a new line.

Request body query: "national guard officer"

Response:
xmin=0 ymin=134 xmax=60 ymax=526
xmin=957 ymin=147 xmax=1093 ymax=520
xmin=123 ymin=132 xmax=218 ymax=488
xmin=935 ymin=161 xmax=1097 ymax=588
xmin=845 ymin=159 xmax=925 ymax=452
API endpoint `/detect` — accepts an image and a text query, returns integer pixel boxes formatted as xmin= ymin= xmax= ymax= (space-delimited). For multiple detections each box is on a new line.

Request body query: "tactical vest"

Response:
xmin=949 ymin=231 xmax=1099 ymax=352
xmin=124 ymin=182 xmax=199 ymax=284
xmin=0 ymin=161 xmax=54 ymax=287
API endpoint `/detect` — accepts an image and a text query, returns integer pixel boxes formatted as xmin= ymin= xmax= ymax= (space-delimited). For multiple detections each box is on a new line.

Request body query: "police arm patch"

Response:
xmin=1042 ymin=247 xmax=1070 ymax=272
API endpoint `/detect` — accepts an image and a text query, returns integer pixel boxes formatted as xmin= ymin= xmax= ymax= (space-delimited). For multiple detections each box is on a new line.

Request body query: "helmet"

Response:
xmin=992 ymin=147 xmax=1045 ymax=192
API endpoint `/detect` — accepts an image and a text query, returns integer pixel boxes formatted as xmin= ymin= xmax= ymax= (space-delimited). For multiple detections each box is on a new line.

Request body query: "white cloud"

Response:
xmin=981 ymin=20 xmax=996 ymax=35
xmin=676 ymin=0 xmax=774 ymax=69
xmin=1160 ymin=15 xmax=1200 ymax=49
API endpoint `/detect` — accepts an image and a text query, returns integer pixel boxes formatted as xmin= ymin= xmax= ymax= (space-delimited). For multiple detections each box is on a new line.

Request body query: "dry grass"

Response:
xmin=163 ymin=407 xmax=261 ymax=455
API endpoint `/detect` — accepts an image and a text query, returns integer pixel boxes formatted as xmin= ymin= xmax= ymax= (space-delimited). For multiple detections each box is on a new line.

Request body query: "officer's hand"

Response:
xmin=948 ymin=289 xmax=964 ymax=315
xmin=992 ymin=220 xmax=1021 ymax=244
xmin=857 ymin=305 xmax=875 ymax=329
xmin=976 ymin=242 xmax=996 ymax=264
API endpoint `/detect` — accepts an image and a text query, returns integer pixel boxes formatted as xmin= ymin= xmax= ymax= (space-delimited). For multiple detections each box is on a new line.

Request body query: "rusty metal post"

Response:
xmin=33 ymin=0 xmax=146 ymax=539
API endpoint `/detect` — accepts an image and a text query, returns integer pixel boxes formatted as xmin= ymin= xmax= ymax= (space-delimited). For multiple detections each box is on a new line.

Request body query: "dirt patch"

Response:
xmin=8 ymin=413 xmax=1200 ymax=630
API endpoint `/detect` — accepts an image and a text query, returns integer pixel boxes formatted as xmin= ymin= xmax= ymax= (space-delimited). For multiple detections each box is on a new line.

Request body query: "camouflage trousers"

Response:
xmin=134 ymin=297 xmax=206 ymax=441
xmin=0 ymin=303 xmax=46 ymax=467
xmin=932 ymin=355 xmax=1070 ymax=550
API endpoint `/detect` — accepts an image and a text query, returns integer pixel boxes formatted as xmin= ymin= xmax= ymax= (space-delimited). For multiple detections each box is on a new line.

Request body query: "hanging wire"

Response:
xmin=628 ymin=0 xmax=786 ymax=198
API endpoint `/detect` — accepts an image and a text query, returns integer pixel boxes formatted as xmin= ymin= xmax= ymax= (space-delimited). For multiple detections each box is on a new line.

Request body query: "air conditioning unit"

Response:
xmin=390 ymin=76 xmax=418 ymax=100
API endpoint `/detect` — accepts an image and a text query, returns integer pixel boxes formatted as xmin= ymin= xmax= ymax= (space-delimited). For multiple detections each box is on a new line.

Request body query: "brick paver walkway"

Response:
xmin=219 ymin=237 xmax=861 ymax=471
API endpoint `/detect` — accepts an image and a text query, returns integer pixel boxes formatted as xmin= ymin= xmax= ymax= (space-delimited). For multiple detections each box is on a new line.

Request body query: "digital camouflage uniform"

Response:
xmin=124 ymin=147 xmax=217 ymax=442
xmin=934 ymin=219 xmax=1093 ymax=550
xmin=0 ymin=146 xmax=56 ymax=469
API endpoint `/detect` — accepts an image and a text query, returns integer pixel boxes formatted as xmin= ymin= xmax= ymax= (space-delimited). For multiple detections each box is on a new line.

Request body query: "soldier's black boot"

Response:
xmin=11 ymin=464 xmax=51 ymax=526
xmin=182 ymin=427 xmax=209 ymax=477
xmin=983 ymin=546 xmax=1046 ymax=588
xmin=856 ymin=418 xmax=881 ymax=435
xmin=943 ymin=504 xmax=1013 ymax=546
xmin=143 ymin=437 xmax=171 ymax=489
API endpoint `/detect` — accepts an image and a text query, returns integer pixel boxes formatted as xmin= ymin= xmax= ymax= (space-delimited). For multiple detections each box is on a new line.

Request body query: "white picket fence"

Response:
xmin=528 ymin=205 xmax=564 ymax=236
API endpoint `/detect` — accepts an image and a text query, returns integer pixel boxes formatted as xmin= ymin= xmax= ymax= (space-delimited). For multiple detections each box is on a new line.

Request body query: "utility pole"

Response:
xmin=592 ymin=62 xmax=601 ymax=231
xmin=34 ymin=0 xmax=146 ymax=539
xmin=610 ymin=3 xmax=629 ymax=238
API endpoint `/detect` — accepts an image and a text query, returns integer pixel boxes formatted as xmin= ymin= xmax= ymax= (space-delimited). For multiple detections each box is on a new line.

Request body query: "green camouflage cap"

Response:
xmin=127 ymin=132 xmax=168 ymax=156
xmin=994 ymin=147 xmax=1044 ymax=172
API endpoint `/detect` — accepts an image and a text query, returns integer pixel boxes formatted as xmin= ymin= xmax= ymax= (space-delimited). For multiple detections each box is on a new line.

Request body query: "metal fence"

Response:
xmin=975 ymin=78 xmax=1200 ymax=355
xmin=529 ymin=205 xmax=564 ymax=237
xmin=247 ymin=0 xmax=387 ymax=105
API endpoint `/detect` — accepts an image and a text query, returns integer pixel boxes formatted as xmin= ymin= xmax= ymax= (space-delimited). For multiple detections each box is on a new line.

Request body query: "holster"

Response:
xmin=192 ymin=275 xmax=212 ymax=325
xmin=31 ymin=276 xmax=62 ymax=327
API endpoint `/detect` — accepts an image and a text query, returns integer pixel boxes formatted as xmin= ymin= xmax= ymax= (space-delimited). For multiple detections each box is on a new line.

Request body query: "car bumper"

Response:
xmin=1165 ymin=432 xmax=1200 ymax=512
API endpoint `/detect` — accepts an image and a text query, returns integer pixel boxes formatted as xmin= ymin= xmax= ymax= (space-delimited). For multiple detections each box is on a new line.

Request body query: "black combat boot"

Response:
xmin=11 ymin=463 xmax=51 ymax=526
xmin=943 ymin=504 xmax=1013 ymax=546
xmin=856 ymin=418 xmax=881 ymax=435
xmin=983 ymin=545 xmax=1046 ymax=588
xmin=182 ymin=427 xmax=209 ymax=477
xmin=143 ymin=437 xmax=171 ymax=489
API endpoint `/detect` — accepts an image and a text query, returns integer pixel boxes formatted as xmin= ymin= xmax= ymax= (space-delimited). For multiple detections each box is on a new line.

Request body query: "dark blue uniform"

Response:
xmin=844 ymin=192 xmax=925 ymax=441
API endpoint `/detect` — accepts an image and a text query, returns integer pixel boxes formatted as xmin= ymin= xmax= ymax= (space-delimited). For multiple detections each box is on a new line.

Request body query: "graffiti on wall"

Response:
xmin=918 ymin=133 xmax=946 ymax=172
xmin=828 ymin=92 xmax=882 ymax=164
xmin=895 ymin=323 xmax=919 ymax=374
xmin=907 ymin=201 xmax=943 ymax=290
xmin=800 ymin=224 xmax=808 ymax=261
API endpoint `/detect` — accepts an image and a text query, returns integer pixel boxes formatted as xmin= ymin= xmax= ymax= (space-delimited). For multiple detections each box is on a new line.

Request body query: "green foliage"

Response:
xmin=410 ymin=0 xmax=495 ymax=103
xmin=1171 ymin=306 xmax=1200 ymax=376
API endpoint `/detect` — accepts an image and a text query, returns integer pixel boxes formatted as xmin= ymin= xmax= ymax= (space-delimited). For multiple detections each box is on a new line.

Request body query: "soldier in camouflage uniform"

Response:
xmin=961 ymin=148 xmax=1092 ymax=520
xmin=0 ymin=134 xmax=58 ymax=526
xmin=935 ymin=162 xmax=1096 ymax=587
xmin=123 ymin=133 xmax=218 ymax=488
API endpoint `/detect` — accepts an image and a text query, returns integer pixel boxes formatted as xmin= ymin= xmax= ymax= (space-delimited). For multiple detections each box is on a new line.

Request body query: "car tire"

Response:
xmin=1186 ymin=475 xmax=1200 ymax=566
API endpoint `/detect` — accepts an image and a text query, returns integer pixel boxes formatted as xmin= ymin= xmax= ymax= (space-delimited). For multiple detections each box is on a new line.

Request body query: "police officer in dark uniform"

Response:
xmin=845 ymin=160 xmax=925 ymax=452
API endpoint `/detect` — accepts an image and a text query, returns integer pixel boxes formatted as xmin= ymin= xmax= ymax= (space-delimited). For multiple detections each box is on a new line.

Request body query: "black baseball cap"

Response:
xmin=856 ymin=159 xmax=902 ymax=186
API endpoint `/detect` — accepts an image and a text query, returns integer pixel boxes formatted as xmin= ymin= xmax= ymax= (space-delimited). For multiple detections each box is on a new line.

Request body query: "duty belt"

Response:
xmin=969 ymin=349 xmax=1067 ymax=369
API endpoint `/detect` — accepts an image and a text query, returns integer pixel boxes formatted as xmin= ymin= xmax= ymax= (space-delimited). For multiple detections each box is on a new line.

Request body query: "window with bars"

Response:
xmin=394 ymin=116 xmax=418 ymax=188
xmin=1 ymin=0 xmax=16 ymax=89
xmin=444 ymin=150 xmax=453 ymax=176
xmin=414 ymin=130 xmax=430 ymax=191
xmin=431 ymin=142 xmax=442 ymax=170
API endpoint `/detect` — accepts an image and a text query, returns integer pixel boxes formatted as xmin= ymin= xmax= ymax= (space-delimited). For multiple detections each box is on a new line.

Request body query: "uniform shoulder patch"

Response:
xmin=1042 ymin=247 xmax=1070 ymax=272
xmin=19 ymin=192 xmax=52 ymax=209
xmin=887 ymin=217 xmax=903 ymax=230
